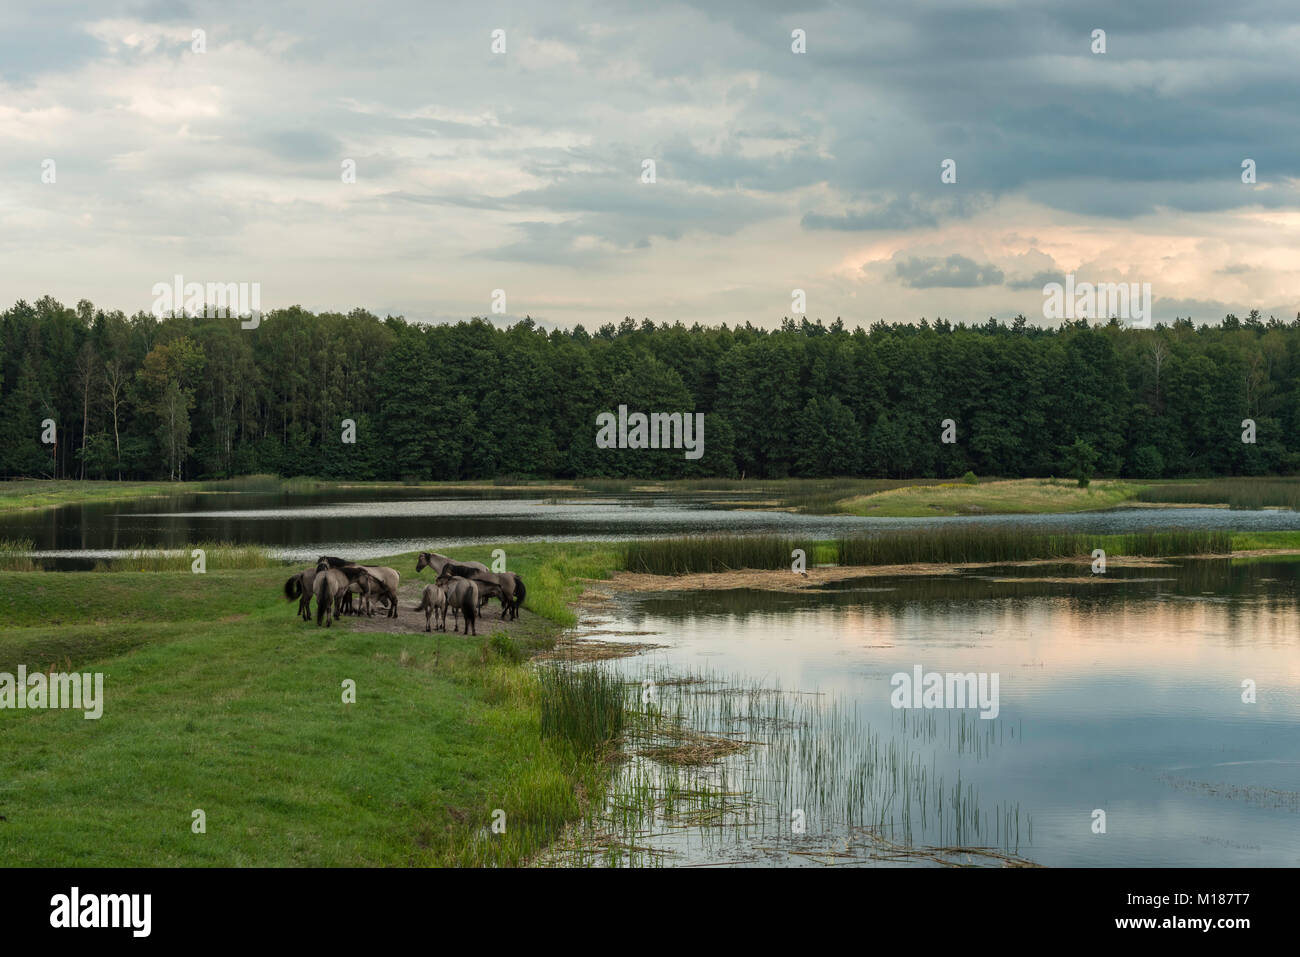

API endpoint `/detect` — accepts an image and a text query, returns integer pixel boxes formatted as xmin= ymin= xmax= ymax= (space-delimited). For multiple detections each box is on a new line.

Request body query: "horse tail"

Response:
xmin=285 ymin=575 xmax=302 ymax=600
xmin=513 ymin=574 xmax=526 ymax=610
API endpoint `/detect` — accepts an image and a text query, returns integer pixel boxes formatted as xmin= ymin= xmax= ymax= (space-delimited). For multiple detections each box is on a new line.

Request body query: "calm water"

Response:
xmin=7 ymin=487 xmax=1300 ymax=565
xmin=582 ymin=559 xmax=1300 ymax=867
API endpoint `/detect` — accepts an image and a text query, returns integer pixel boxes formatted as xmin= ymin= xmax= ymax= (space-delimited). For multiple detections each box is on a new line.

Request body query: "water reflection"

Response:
xmin=583 ymin=559 xmax=1300 ymax=866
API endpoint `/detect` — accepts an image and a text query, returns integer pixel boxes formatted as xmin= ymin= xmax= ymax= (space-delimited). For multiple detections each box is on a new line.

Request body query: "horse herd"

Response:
xmin=282 ymin=552 xmax=527 ymax=636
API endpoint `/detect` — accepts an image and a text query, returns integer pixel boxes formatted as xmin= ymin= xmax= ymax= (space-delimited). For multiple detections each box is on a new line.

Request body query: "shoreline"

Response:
xmin=4 ymin=476 xmax=1300 ymax=517
xmin=596 ymin=549 xmax=1299 ymax=594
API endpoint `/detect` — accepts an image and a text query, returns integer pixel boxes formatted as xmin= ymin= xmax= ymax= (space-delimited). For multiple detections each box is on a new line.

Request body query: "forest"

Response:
xmin=2 ymin=296 xmax=1297 ymax=482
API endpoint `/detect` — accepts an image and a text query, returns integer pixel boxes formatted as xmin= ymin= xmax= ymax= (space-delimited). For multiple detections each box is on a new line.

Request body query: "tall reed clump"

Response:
xmin=0 ymin=538 xmax=37 ymax=571
xmin=200 ymin=474 xmax=319 ymax=494
xmin=102 ymin=542 xmax=281 ymax=571
xmin=835 ymin=526 xmax=1233 ymax=565
xmin=1137 ymin=478 xmax=1300 ymax=510
xmin=537 ymin=665 xmax=626 ymax=755
xmin=622 ymin=535 xmax=799 ymax=575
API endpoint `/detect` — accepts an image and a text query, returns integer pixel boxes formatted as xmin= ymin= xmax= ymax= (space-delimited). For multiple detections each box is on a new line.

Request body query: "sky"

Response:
xmin=1 ymin=0 xmax=1298 ymax=329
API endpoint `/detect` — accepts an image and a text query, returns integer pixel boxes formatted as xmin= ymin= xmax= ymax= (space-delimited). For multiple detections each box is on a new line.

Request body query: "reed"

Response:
xmin=622 ymin=535 xmax=801 ymax=575
xmin=0 ymin=538 xmax=37 ymax=571
xmin=1136 ymin=478 xmax=1300 ymax=510
xmin=537 ymin=665 xmax=626 ymax=755
xmin=97 ymin=542 xmax=282 ymax=571
xmin=199 ymin=474 xmax=319 ymax=493
xmin=835 ymin=527 xmax=1232 ymax=566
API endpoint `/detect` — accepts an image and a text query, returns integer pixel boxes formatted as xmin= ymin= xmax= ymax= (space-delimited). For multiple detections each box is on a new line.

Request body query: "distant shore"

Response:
xmin=1 ymin=474 xmax=1297 ymax=517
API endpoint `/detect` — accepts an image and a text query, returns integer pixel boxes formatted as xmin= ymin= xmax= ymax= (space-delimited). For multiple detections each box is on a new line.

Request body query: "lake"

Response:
xmin=7 ymin=487 xmax=1300 ymax=566
xmin=570 ymin=557 xmax=1300 ymax=867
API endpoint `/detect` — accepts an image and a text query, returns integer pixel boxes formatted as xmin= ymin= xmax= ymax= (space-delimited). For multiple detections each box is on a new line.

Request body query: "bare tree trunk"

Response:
xmin=104 ymin=360 xmax=124 ymax=480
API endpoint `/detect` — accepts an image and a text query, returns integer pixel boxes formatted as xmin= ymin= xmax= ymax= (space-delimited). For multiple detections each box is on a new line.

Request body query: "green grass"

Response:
xmin=0 ymin=542 xmax=623 ymax=866
xmin=836 ymin=478 xmax=1140 ymax=517
xmin=0 ymin=479 xmax=205 ymax=512
xmin=1229 ymin=531 xmax=1300 ymax=551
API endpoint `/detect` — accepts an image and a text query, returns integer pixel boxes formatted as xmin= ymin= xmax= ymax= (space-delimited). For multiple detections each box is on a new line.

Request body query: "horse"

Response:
xmin=434 ymin=569 xmax=479 ymax=635
xmin=283 ymin=566 xmax=317 ymax=621
xmin=415 ymin=552 xmax=490 ymax=626
xmin=318 ymin=556 xmax=400 ymax=618
xmin=348 ymin=571 xmax=392 ymax=617
xmin=330 ymin=563 xmax=398 ymax=617
xmin=414 ymin=583 xmax=448 ymax=632
xmin=312 ymin=560 xmax=351 ymax=627
xmin=443 ymin=562 xmax=525 ymax=620
xmin=416 ymin=552 xmax=489 ymax=577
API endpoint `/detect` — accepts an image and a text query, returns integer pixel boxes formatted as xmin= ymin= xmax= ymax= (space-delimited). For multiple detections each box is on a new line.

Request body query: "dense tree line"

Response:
xmin=2 ymin=296 xmax=1298 ymax=481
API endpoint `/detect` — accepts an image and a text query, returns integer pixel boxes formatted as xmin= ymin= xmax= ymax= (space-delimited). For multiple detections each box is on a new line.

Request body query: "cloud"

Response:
xmin=2 ymin=0 xmax=1300 ymax=327
xmin=1007 ymin=269 xmax=1067 ymax=290
xmin=893 ymin=254 xmax=1005 ymax=288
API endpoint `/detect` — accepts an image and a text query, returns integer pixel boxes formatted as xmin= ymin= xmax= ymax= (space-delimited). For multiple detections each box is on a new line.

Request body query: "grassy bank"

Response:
xmin=0 ymin=479 xmax=205 ymax=512
xmin=0 ymin=542 xmax=619 ymax=866
xmin=835 ymin=478 xmax=1140 ymax=517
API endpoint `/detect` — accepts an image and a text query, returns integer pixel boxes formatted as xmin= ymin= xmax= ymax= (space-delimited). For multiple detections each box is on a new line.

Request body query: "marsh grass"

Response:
xmin=537 ymin=665 xmax=626 ymax=754
xmin=835 ymin=527 xmax=1231 ymax=565
xmin=1137 ymin=477 xmax=1300 ymax=510
xmin=619 ymin=528 xmax=1231 ymax=575
xmin=0 ymin=538 xmax=37 ymax=571
xmin=199 ymin=473 xmax=319 ymax=494
xmin=549 ymin=665 xmax=1035 ymax=867
xmin=623 ymin=536 xmax=804 ymax=574
xmin=94 ymin=542 xmax=282 ymax=571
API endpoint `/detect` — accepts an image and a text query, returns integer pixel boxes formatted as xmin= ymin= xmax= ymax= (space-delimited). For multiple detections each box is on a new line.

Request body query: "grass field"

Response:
xmin=0 ymin=542 xmax=618 ymax=866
